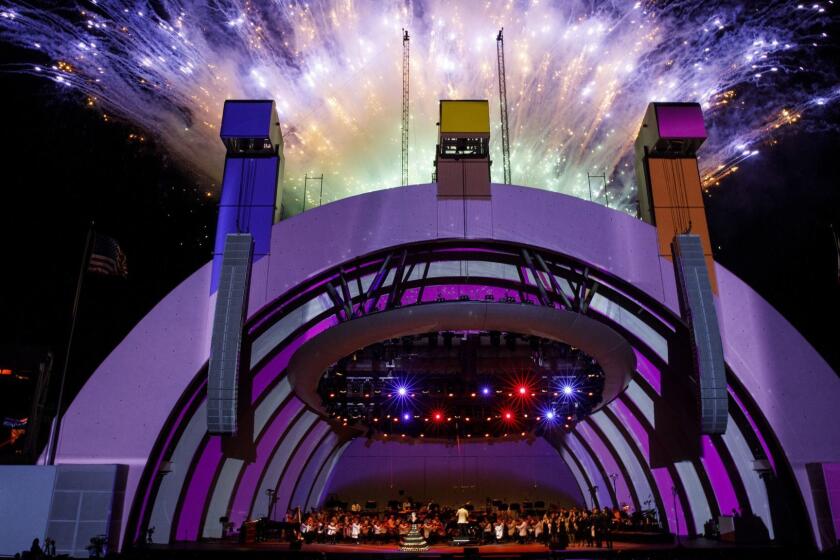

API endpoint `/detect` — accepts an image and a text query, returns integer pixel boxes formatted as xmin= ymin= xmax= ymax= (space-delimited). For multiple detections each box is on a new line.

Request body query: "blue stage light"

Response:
xmin=397 ymin=386 xmax=408 ymax=397
xmin=403 ymin=413 xmax=411 ymax=421
xmin=546 ymin=411 xmax=556 ymax=420
xmin=562 ymin=385 xmax=574 ymax=396
xmin=482 ymin=387 xmax=491 ymax=395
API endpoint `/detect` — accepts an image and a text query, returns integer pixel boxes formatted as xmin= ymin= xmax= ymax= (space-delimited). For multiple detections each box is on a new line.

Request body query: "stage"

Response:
xmin=130 ymin=539 xmax=784 ymax=559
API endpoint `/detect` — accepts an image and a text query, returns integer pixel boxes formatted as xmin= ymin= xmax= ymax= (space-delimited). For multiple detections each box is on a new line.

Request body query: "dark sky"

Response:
xmin=0 ymin=45 xmax=838 ymax=460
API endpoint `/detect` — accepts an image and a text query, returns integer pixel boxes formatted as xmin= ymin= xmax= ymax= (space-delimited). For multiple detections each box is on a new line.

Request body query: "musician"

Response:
xmin=565 ymin=511 xmax=576 ymax=547
xmin=494 ymin=519 xmax=505 ymax=543
xmin=602 ymin=509 xmax=613 ymax=550
xmin=373 ymin=519 xmax=385 ymax=543
xmin=482 ymin=519 xmax=493 ymax=544
xmin=343 ymin=516 xmax=352 ymax=541
xmin=301 ymin=516 xmax=314 ymax=544
xmin=456 ymin=504 xmax=469 ymax=524
xmin=456 ymin=504 xmax=470 ymax=538
xmin=516 ymin=518 xmax=529 ymax=544
xmin=360 ymin=518 xmax=371 ymax=543
xmin=326 ymin=518 xmax=338 ymax=544
xmin=435 ymin=516 xmax=447 ymax=542
xmin=529 ymin=515 xmax=539 ymax=543
xmin=594 ymin=508 xmax=606 ymax=548
xmin=422 ymin=517 xmax=434 ymax=542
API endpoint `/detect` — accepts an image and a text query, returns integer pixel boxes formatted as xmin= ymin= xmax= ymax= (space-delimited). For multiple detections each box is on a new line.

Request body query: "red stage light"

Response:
xmin=503 ymin=411 xmax=513 ymax=420
xmin=518 ymin=386 xmax=527 ymax=395
xmin=433 ymin=412 xmax=442 ymax=421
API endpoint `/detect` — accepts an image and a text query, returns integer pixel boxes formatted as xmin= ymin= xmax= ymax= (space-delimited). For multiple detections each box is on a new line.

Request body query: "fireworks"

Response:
xmin=1 ymin=1 xmax=837 ymax=213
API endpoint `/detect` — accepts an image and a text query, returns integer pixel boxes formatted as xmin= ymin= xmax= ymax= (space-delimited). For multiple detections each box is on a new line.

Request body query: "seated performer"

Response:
xmin=422 ymin=518 xmax=434 ymax=543
xmin=494 ymin=519 xmax=506 ymax=543
xmin=326 ymin=518 xmax=338 ymax=544
xmin=373 ymin=519 xmax=385 ymax=543
xmin=483 ymin=519 xmax=493 ymax=544
xmin=350 ymin=518 xmax=361 ymax=542
xmin=517 ymin=518 xmax=529 ymax=544
xmin=300 ymin=517 xmax=314 ymax=544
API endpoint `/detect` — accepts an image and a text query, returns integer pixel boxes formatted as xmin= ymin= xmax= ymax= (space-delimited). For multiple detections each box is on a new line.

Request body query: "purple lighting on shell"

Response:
xmin=727 ymin=386 xmax=776 ymax=474
xmin=175 ymin=435 xmax=222 ymax=540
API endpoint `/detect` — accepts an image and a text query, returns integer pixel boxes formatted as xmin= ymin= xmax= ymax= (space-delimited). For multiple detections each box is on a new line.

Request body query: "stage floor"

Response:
xmin=139 ymin=538 xmax=781 ymax=559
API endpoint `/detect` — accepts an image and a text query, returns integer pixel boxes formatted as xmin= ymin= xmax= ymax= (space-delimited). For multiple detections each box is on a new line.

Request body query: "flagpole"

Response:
xmin=831 ymin=223 xmax=840 ymax=285
xmin=45 ymin=222 xmax=94 ymax=466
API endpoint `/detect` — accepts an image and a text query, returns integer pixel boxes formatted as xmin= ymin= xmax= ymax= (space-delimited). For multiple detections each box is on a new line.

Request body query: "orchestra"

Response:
xmin=246 ymin=499 xmax=661 ymax=548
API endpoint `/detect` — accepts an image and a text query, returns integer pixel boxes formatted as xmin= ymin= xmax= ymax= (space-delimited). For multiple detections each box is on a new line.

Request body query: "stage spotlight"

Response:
xmin=482 ymin=387 xmax=491 ymax=396
xmin=518 ymin=386 xmax=527 ymax=395
xmin=546 ymin=411 xmax=556 ymax=420
xmin=397 ymin=386 xmax=407 ymax=397
xmin=433 ymin=412 xmax=442 ymax=421
xmin=504 ymin=411 xmax=513 ymax=421
xmin=403 ymin=413 xmax=411 ymax=421
xmin=562 ymin=385 xmax=574 ymax=396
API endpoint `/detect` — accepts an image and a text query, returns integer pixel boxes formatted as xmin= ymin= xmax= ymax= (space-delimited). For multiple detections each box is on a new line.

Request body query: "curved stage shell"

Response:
xmin=52 ymin=183 xmax=840 ymax=550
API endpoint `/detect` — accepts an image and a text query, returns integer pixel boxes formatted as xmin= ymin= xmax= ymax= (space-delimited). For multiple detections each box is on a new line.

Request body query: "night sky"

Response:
xmin=0 ymin=39 xmax=838 ymax=461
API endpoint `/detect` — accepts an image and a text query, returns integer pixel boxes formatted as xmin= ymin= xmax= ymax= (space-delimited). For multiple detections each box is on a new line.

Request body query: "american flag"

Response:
xmin=88 ymin=233 xmax=128 ymax=277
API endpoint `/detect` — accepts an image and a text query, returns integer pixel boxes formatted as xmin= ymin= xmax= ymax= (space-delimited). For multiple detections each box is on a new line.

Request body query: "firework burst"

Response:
xmin=1 ymin=0 xmax=836 ymax=213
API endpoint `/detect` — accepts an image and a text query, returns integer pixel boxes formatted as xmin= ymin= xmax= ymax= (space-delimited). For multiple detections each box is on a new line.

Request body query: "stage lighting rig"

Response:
xmin=316 ymin=330 xmax=606 ymax=440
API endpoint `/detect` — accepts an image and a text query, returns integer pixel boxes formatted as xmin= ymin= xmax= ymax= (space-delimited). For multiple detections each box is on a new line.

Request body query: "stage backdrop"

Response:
xmin=322 ymin=438 xmax=584 ymax=509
